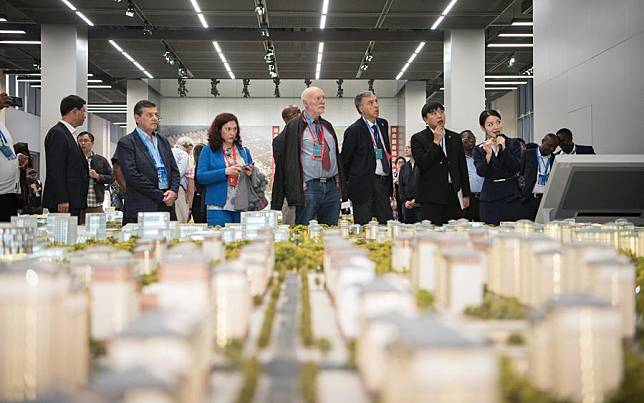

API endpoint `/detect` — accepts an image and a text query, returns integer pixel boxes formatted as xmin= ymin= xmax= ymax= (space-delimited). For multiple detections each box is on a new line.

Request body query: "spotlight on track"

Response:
xmin=125 ymin=2 xmax=136 ymax=17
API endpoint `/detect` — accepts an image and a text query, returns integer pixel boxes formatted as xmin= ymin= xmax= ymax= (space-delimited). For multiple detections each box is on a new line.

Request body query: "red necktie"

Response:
xmin=316 ymin=120 xmax=331 ymax=171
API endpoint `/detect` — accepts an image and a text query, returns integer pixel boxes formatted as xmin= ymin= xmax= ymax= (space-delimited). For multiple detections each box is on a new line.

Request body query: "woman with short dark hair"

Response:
xmin=196 ymin=113 xmax=253 ymax=226
xmin=473 ymin=110 xmax=523 ymax=225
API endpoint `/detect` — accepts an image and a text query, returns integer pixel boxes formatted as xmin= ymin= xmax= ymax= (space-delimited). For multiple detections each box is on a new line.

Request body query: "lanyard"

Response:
xmin=137 ymin=129 xmax=164 ymax=168
xmin=365 ymin=118 xmax=391 ymax=160
xmin=570 ymin=144 xmax=577 ymax=154
xmin=537 ymin=149 xmax=551 ymax=176
xmin=303 ymin=114 xmax=325 ymax=147
xmin=223 ymin=145 xmax=238 ymax=167
xmin=0 ymin=128 xmax=9 ymax=145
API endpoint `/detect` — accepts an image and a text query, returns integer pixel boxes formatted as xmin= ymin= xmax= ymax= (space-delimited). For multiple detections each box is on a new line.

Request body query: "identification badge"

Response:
xmin=157 ymin=166 xmax=169 ymax=189
xmin=537 ymin=173 xmax=548 ymax=186
xmin=375 ymin=148 xmax=383 ymax=160
xmin=312 ymin=144 xmax=322 ymax=159
xmin=0 ymin=145 xmax=16 ymax=160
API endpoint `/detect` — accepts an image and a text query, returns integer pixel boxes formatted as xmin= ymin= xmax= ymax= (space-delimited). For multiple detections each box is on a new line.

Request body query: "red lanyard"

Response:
xmin=303 ymin=115 xmax=325 ymax=148
xmin=223 ymin=146 xmax=238 ymax=167
xmin=223 ymin=146 xmax=239 ymax=187
xmin=365 ymin=119 xmax=391 ymax=160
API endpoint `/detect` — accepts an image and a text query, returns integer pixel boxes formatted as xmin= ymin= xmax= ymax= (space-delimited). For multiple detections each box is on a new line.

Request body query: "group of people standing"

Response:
xmin=272 ymin=88 xmax=595 ymax=227
xmin=1 ymin=88 xmax=593 ymax=228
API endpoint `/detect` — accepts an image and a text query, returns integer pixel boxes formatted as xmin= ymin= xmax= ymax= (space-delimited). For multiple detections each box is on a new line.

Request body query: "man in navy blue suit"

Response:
xmin=341 ymin=91 xmax=393 ymax=225
xmin=115 ymin=100 xmax=180 ymax=224
xmin=556 ymin=128 xmax=595 ymax=155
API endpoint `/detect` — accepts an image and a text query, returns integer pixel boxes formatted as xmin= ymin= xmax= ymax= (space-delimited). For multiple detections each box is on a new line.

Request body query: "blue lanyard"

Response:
xmin=0 ymin=127 xmax=9 ymax=145
xmin=136 ymin=128 xmax=164 ymax=168
xmin=537 ymin=149 xmax=551 ymax=175
xmin=303 ymin=112 xmax=322 ymax=143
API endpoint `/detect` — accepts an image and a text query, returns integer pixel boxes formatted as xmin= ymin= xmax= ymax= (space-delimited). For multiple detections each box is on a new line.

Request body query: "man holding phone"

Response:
xmin=0 ymin=93 xmax=29 ymax=221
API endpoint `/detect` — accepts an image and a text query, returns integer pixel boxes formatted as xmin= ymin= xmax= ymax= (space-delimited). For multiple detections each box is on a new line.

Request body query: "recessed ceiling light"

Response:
xmin=0 ymin=30 xmax=26 ymax=34
xmin=0 ymin=40 xmax=41 ymax=45
xmin=485 ymin=87 xmax=517 ymax=90
xmin=498 ymin=33 xmax=533 ymax=37
xmin=484 ymin=81 xmax=528 ymax=85
xmin=512 ymin=21 xmax=533 ymax=26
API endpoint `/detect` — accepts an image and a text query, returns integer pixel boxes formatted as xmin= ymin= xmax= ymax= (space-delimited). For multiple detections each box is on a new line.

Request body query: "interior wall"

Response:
xmin=4 ymin=108 xmax=41 ymax=152
xmin=534 ymin=0 xmax=644 ymax=154
xmin=490 ymin=91 xmax=518 ymax=139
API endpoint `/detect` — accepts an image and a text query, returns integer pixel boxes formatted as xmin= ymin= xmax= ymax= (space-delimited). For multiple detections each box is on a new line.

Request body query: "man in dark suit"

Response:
xmin=42 ymin=95 xmax=89 ymax=217
xmin=520 ymin=133 xmax=559 ymax=221
xmin=410 ymin=102 xmax=471 ymax=226
xmin=556 ymin=127 xmax=595 ymax=155
xmin=272 ymin=105 xmax=300 ymax=225
xmin=341 ymin=91 xmax=393 ymax=225
xmin=115 ymin=100 xmax=180 ymax=224
xmin=398 ymin=146 xmax=422 ymax=224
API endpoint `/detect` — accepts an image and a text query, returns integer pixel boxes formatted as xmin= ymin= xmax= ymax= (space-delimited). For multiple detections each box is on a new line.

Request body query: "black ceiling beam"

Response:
xmin=88 ymin=27 xmax=443 ymax=42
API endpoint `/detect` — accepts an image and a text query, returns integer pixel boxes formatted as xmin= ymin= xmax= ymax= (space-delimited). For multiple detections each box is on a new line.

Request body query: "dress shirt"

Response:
xmin=533 ymin=148 xmax=552 ymax=194
xmin=363 ymin=117 xmax=386 ymax=176
xmin=465 ymin=155 xmax=484 ymax=193
xmin=428 ymin=126 xmax=451 ymax=183
xmin=300 ymin=111 xmax=338 ymax=182
xmin=59 ymin=120 xmax=77 ymax=136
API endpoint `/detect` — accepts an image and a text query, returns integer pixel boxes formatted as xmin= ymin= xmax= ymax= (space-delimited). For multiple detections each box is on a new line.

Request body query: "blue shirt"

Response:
xmin=300 ymin=111 xmax=338 ymax=182
xmin=136 ymin=127 xmax=167 ymax=189
xmin=466 ymin=155 xmax=484 ymax=193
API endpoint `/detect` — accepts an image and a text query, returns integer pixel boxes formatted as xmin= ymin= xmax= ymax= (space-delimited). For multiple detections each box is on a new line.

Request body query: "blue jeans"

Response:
xmin=207 ymin=209 xmax=241 ymax=227
xmin=295 ymin=179 xmax=341 ymax=226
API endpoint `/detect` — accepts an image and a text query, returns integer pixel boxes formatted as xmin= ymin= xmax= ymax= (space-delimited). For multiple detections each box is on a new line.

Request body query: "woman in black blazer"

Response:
xmin=473 ymin=110 xmax=523 ymax=225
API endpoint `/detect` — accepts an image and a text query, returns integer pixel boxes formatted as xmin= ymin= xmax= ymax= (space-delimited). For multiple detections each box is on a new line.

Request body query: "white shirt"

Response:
xmin=428 ymin=126 xmax=451 ymax=183
xmin=172 ymin=147 xmax=190 ymax=190
xmin=0 ymin=123 xmax=20 ymax=195
xmin=533 ymin=148 xmax=551 ymax=194
xmin=59 ymin=120 xmax=77 ymax=136
xmin=364 ymin=117 xmax=385 ymax=176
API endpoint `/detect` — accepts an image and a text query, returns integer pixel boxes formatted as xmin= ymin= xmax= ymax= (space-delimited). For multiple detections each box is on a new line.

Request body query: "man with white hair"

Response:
xmin=172 ymin=136 xmax=194 ymax=222
xmin=271 ymin=86 xmax=345 ymax=225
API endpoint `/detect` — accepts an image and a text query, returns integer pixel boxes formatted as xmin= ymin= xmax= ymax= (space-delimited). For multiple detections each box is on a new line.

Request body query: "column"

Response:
xmin=443 ymin=30 xmax=485 ymax=141
xmin=40 ymin=25 xmax=88 ymax=179
xmin=397 ymin=80 xmax=427 ymax=147
xmin=126 ymin=79 xmax=161 ymax=133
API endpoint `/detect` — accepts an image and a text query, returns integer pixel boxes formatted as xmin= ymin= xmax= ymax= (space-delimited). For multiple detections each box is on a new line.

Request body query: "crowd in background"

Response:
xmin=0 ymin=89 xmax=594 ymax=227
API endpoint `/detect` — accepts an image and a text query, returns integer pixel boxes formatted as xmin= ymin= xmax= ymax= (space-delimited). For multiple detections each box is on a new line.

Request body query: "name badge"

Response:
xmin=157 ymin=166 xmax=169 ymax=189
xmin=0 ymin=145 xmax=16 ymax=161
xmin=375 ymin=148 xmax=384 ymax=160
xmin=537 ymin=173 xmax=549 ymax=186
xmin=312 ymin=143 xmax=322 ymax=159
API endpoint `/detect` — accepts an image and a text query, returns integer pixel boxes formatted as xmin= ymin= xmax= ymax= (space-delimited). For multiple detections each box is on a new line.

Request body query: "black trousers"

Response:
xmin=402 ymin=206 xmax=423 ymax=224
xmin=480 ymin=197 xmax=521 ymax=226
xmin=0 ymin=193 xmax=19 ymax=222
xmin=421 ymin=189 xmax=462 ymax=226
xmin=353 ymin=175 xmax=394 ymax=225
xmin=463 ymin=193 xmax=481 ymax=222
xmin=522 ymin=194 xmax=542 ymax=221
xmin=192 ymin=193 xmax=206 ymax=223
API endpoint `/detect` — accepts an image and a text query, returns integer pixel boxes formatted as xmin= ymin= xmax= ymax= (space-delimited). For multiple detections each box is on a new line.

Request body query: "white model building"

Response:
xmin=528 ymin=293 xmax=622 ymax=403
xmin=382 ymin=314 xmax=499 ymax=403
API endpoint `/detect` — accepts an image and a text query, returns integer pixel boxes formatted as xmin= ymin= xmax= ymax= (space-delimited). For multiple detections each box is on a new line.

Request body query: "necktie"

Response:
xmin=316 ymin=120 xmax=331 ymax=172
xmin=373 ymin=124 xmax=390 ymax=175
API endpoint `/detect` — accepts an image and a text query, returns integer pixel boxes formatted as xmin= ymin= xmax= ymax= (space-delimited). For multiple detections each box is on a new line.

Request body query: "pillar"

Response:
xmin=40 ymin=25 xmax=88 ymax=180
xmin=443 ymin=30 xmax=486 ymax=141
xmin=397 ymin=80 xmax=427 ymax=147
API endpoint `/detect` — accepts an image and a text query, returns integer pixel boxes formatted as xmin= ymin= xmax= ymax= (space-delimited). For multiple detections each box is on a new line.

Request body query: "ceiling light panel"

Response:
xmin=109 ymin=40 xmax=154 ymax=78
xmin=431 ymin=0 xmax=458 ymax=30
xmin=59 ymin=1 xmax=94 ymax=26
xmin=212 ymin=41 xmax=235 ymax=79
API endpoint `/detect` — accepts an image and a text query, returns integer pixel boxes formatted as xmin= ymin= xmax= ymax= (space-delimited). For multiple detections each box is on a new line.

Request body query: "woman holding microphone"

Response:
xmin=473 ymin=110 xmax=523 ymax=225
xmin=197 ymin=113 xmax=253 ymax=226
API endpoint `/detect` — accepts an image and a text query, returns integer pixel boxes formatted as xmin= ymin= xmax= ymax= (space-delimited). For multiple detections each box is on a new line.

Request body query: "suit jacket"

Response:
xmin=89 ymin=153 xmax=114 ymax=204
xmin=271 ymin=116 xmax=346 ymax=210
xmin=340 ymin=117 xmax=393 ymax=204
xmin=196 ymin=145 xmax=252 ymax=207
xmin=42 ymin=122 xmax=89 ymax=211
xmin=521 ymin=144 xmax=556 ymax=199
xmin=115 ymin=130 xmax=180 ymax=222
xmin=398 ymin=160 xmax=419 ymax=202
xmin=472 ymin=135 xmax=522 ymax=202
xmin=410 ymin=127 xmax=471 ymax=205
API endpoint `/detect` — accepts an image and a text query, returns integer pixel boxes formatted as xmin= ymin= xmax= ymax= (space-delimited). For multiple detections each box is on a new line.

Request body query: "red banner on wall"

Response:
xmin=390 ymin=126 xmax=400 ymax=158
xmin=271 ymin=126 xmax=280 ymax=179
